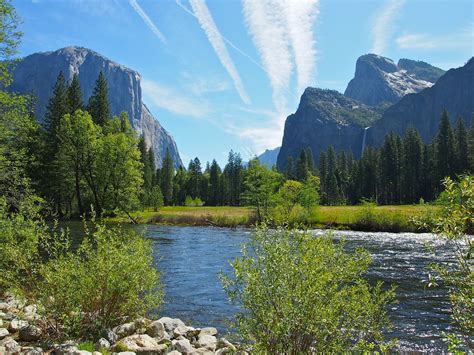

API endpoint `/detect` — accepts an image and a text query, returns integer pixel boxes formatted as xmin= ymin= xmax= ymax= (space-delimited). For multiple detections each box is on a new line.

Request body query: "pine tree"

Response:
xmin=401 ymin=128 xmax=423 ymax=203
xmin=43 ymin=71 xmax=69 ymax=215
xmin=469 ymin=118 xmax=474 ymax=173
xmin=87 ymin=71 xmax=110 ymax=126
xmin=208 ymin=159 xmax=221 ymax=206
xmin=318 ymin=151 xmax=328 ymax=204
xmin=285 ymin=156 xmax=295 ymax=180
xmin=436 ymin=110 xmax=456 ymax=182
xmin=296 ymin=149 xmax=309 ymax=182
xmin=67 ymin=73 xmax=83 ymax=113
xmin=160 ymin=149 xmax=174 ymax=205
xmin=325 ymin=146 xmax=340 ymax=205
xmin=455 ymin=117 xmax=469 ymax=174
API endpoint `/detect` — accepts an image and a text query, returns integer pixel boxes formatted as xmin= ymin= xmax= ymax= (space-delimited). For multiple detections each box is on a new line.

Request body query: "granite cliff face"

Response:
xmin=257 ymin=147 xmax=280 ymax=168
xmin=8 ymin=46 xmax=182 ymax=168
xmin=276 ymin=88 xmax=381 ymax=170
xmin=367 ymin=57 xmax=474 ymax=146
xmin=344 ymin=54 xmax=442 ymax=106
xmin=277 ymin=55 xmax=469 ymax=172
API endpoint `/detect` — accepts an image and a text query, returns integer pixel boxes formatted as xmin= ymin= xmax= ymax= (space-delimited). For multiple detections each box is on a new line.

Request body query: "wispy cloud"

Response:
xmin=128 ymin=0 xmax=167 ymax=43
xmin=371 ymin=0 xmax=405 ymax=55
xmin=142 ymin=79 xmax=210 ymax=118
xmin=181 ymin=71 xmax=231 ymax=96
xmin=181 ymin=0 xmax=250 ymax=105
xmin=242 ymin=0 xmax=293 ymax=115
xmin=281 ymin=0 xmax=319 ymax=97
xmin=396 ymin=24 xmax=474 ymax=51
xmin=241 ymin=0 xmax=318 ymax=151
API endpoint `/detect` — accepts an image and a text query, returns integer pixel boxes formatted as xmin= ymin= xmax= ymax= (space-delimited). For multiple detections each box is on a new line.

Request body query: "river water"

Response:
xmin=141 ymin=226 xmax=456 ymax=352
xmin=66 ymin=223 xmax=456 ymax=351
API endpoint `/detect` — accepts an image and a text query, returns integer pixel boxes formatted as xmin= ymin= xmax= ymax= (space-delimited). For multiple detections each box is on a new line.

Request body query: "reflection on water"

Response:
xmin=64 ymin=223 xmax=456 ymax=352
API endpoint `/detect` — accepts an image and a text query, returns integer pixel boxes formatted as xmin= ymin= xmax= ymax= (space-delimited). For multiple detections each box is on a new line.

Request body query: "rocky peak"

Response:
xmin=344 ymin=53 xmax=435 ymax=106
xmin=397 ymin=58 xmax=445 ymax=83
xmin=8 ymin=46 xmax=182 ymax=168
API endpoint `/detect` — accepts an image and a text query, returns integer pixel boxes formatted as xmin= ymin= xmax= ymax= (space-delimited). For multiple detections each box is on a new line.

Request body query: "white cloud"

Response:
xmin=142 ymin=79 xmax=210 ymax=118
xmin=181 ymin=72 xmax=231 ymax=96
xmin=280 ymin=0 xmax=319 ymax=97
xmin=396 ymin=25 xmax=474 ymax=51
xmin=188 ymin=0 xmax=251 ymax=105
xmin=371 ymin=0 xmax=405 ymax=55
xmin=129 ymin=0 xmax=167 ymax=43
xmin=241 ymin=0 xmax=318 ymax=151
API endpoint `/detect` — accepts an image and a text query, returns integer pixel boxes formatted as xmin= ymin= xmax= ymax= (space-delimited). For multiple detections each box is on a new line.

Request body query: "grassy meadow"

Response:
xmin=107 ymin=204 xmax=438 ymax=232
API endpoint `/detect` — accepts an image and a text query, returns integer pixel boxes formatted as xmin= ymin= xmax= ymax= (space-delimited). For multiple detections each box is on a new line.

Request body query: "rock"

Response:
xmin=92 ymin=352 xmax=102 ymax=355
xmin=157 ymin=317 xmax=185 ymax=333
xmin=96 ymin=337 xmax=110 ymax=349
xmin=172 ymin=338 xmax=195 ymax=354
xmin=0 ymin=319 xmax=2 ymax=327
xmin=173 ymin=325 xmax=196 ymax=338
xmin=217 ymin=338 xmax=236 ymax=351
xmin=106 ymin=329 xmax=118 ymax=343
xmin=113 ymin=322 xmax=137 ymax=338
xmin=116 ymin=352 xmax=136 ymax=355
xmin=134 ymin=317 xmax=151 ymax=328
xmin=215 ymin=348 xmax=232 ymax=355
xmin=19 ymin=324 xmax=42 ymax=342
xmin=20 ymin=346 xmax=43 ymax=354
xmin=0 ymin=303 xmax=8 ymax=311
xmin=167 ymin=351 xmax=182 ymax=355
xmin=197 ymin=334 xmax=217 ymax=350
xmin=23 ymin=312 xmax=40 ymax=322
xmin=145 ymin=320 xmax=166 ymax=339
xmin=114 ymin=334 xmax=167 ymax=353
xmin=8 ymin=46 xmax=183 ymax=169
xmin=0 ymin=328 xmax=8 ymax=339
xmin=53 ymin=341 xmax=79 ymax=355
xmin=194 ymin=349 xmax=214 ymax=355
xmin=23 ymin=305 xmax=37 ymax=314
xmin=72 ymin=351 xmax=92 ymax=355
xmin=1 ymin=312 xmax=15 ymax=321
xmin=8 ymin=318 xmax=28 ymax=332
xmin=0 ymin=337 xmax=20 ymax=353
xmin=344 ymin=53 xmax=436 ymax=106
xmin=0 ymin=312 xmax=5 ymax=320
xmin=199 ymin=327 xmax=218 ymax=336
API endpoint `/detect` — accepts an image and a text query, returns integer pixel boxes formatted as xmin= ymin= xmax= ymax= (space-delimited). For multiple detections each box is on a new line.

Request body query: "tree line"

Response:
xmin=314 ymin=111 xmax=474 ymax=205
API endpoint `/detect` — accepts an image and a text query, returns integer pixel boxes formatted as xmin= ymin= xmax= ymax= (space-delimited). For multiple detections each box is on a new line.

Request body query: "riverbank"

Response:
xmin=107 ymin=205 xmax=438 ymax=233
xmin=0 ymin=294 xmax=240 ymax=354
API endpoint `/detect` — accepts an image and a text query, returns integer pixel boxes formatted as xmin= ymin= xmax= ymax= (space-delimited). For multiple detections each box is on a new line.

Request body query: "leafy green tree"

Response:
xmin=161 ymin=149 xmax=174 ymax=206
xmin=67 ymin=73 xmax=83 ymax=113
xmin=299 ymin=175 xmax=320 ymax=210
xmin=276 ymin=180 xmax=304 ymax=219
xmin=57 ymin=110 xmax=98 ymax=216
xmin=241 ymin=158 xmax=281 ymax=222
xmin=149 ymin=185 xmax=163 ymax=212
xmin=0 ymin=0 xmax=21 ymax=86
xmin=423 ymin=176 xmax=473 ymax=351
xmin=222 ymin=227 xmax=396 ymax=353
xmin=87 ymin=71 xmax=110 ymax=126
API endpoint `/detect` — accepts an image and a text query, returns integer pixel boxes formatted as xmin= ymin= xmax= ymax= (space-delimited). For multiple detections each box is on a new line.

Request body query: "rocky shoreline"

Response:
xmin=0 ymin=295 xmax=240 ymax=354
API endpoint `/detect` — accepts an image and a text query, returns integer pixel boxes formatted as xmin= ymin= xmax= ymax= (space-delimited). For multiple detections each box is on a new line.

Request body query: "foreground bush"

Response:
xmin=222 ymin=227 xmax=396 ymax=353
xmin=0 ymin=197 xmax=163 ymax=340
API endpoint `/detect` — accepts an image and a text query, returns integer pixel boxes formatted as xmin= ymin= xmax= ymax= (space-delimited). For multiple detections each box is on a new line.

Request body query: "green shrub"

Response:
xmin=38 ymin=222 xmax=163 ymax=340
xmin=221 ymin=227 xmax=397 ymax=353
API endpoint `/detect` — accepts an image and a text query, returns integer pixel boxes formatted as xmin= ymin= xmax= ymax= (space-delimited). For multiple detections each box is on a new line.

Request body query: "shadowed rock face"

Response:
xmin=367 ymin=57 xmax=474 ymax=146
xmin=276 ymin=88 xmax=381 ymax=171
xmin=344 ymin=54 xmax=442 ymax=106
xmin=257 ymin=147 xmax=280 ymax=168
xmin=8 ymin=46 xmax=182 ymax=168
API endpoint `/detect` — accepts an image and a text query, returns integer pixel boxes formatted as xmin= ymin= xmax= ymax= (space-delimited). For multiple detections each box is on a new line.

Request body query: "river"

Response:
xmin=68 ymin=223 xmax=455 ymax=352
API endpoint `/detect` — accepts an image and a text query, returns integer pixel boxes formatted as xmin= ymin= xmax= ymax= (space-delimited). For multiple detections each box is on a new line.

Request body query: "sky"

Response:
xmin=14 ymin=0 xmax=474 ymax=166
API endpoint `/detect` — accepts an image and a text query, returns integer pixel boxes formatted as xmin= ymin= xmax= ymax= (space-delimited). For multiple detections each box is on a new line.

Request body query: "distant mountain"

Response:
xmin=277 ymin=56 xmax=471 ymax=172
xmin=367 ymin=57 xmax=474 ymax=146
xmin=8 ymin=46 xmax=182 ymax=168
xmin=397 ymin=58 xmax=446 ymax=83
xmin=257 ymin=147 xmax=280 ymax=168
xmin=344 ymin=54 xmax=444 ymax=106
xmin=276 ymin=88 xmax=381 ymax=170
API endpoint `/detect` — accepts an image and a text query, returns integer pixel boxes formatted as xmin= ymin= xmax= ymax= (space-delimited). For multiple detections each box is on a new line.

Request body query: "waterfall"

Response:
xmin=361 ymin=127 xmax=370 ymax=157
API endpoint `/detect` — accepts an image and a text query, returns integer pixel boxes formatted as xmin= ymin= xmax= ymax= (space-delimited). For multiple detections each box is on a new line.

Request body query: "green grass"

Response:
xmin=106 ymin=204 xmax=438 ymax=232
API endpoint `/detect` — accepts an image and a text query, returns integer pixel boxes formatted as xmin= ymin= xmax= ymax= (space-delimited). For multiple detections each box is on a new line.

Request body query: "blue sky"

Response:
xmin=14 ymin=0 xmax=474 ymax=166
